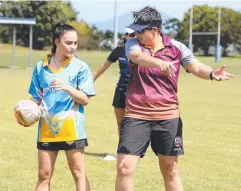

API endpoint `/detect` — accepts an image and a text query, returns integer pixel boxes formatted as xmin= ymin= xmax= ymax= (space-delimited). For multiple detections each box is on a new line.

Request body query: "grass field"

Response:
xmin=0 ymin=45 xmax=241 ymax=191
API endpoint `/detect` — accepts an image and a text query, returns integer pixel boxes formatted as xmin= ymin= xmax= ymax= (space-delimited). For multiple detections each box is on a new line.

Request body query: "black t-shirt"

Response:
xmin=107 ymin=46 xmax=130 ymax=88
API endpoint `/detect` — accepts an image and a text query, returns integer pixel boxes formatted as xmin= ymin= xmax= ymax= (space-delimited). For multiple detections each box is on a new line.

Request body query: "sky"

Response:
xmin=70 ymin=0 xmax=241 ymax=23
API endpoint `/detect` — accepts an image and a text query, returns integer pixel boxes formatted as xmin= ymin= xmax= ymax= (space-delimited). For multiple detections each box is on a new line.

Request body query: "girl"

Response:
xmin=17 ymin=22 xmax=95 ymax=191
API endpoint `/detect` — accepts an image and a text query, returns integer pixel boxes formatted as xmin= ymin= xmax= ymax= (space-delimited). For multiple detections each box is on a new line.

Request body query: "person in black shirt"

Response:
xmin=93 ymin=28 xmax=135 ymax=134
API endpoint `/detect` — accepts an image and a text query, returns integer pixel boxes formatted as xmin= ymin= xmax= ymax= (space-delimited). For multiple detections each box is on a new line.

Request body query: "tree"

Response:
xmin=0 ymin=1 xmax=77 ymax=49
xmin=69 ymin=20 xmax=103 ymax=50
xmin=163 ymin=18 xmax=181 ymax=37
xmin=177 ymin=5 xmax=241 ymax=55
xmin=70 ymin=20 xmax=93 ymax=40
xmin=104 ymin=30 xmax=114 ymax=39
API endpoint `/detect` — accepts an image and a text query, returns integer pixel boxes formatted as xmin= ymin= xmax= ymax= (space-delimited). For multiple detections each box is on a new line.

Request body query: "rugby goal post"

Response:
xmin=0 ymin=18 xmax=36 ymax=68
xmin=188 ymin=6 xmax=221 ymax=63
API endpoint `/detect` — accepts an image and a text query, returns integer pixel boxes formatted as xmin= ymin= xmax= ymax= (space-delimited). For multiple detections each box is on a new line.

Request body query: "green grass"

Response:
xmin=0 ymin=45 xmax=241 ymax=191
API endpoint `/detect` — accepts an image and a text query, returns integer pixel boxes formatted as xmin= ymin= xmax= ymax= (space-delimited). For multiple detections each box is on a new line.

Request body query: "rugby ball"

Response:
xmin=14 ymin=99 xmax=41 ymax=127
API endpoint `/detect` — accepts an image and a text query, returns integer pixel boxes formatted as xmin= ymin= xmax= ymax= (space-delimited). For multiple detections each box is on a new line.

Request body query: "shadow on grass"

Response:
xmin=0 ymin=66 xmax=10 ymax=69
xmin=85 ymin=152 xmax=116 ymax=158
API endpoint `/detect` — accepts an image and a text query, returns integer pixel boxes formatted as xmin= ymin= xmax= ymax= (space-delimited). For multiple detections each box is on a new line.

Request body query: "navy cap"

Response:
xmin=127 ymin=18 xmax=162 ymax=31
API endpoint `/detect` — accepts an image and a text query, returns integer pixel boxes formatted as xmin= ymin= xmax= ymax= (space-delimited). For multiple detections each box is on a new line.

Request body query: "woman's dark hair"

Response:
xmin=51 ymin=22 xmax=77 ymax=54
xmin=133 ymin=6 xmax=162 ymax=33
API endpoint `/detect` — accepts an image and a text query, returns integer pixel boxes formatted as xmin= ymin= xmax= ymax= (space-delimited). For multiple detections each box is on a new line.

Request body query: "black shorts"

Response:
xmin=37 ymin=139 xmax=88 ymax=151
xmin=117 ymin=117 xmax=184 ymax=157
xmin=112 ymin=87 xmax=126 ymax=108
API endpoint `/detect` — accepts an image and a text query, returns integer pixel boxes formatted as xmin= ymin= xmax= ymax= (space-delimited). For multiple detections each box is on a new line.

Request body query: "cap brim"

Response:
xmin=127 ymin=23 xmax=149 ymax=31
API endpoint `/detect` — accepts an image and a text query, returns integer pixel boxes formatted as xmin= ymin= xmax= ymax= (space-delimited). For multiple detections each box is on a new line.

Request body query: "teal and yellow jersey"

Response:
xmin=29 ymin=54 xmax=95 ymax=142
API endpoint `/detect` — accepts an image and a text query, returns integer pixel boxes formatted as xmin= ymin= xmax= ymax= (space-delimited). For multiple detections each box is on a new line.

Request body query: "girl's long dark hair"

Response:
xmin=51 ymin=22 xmax=77 ymax=54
